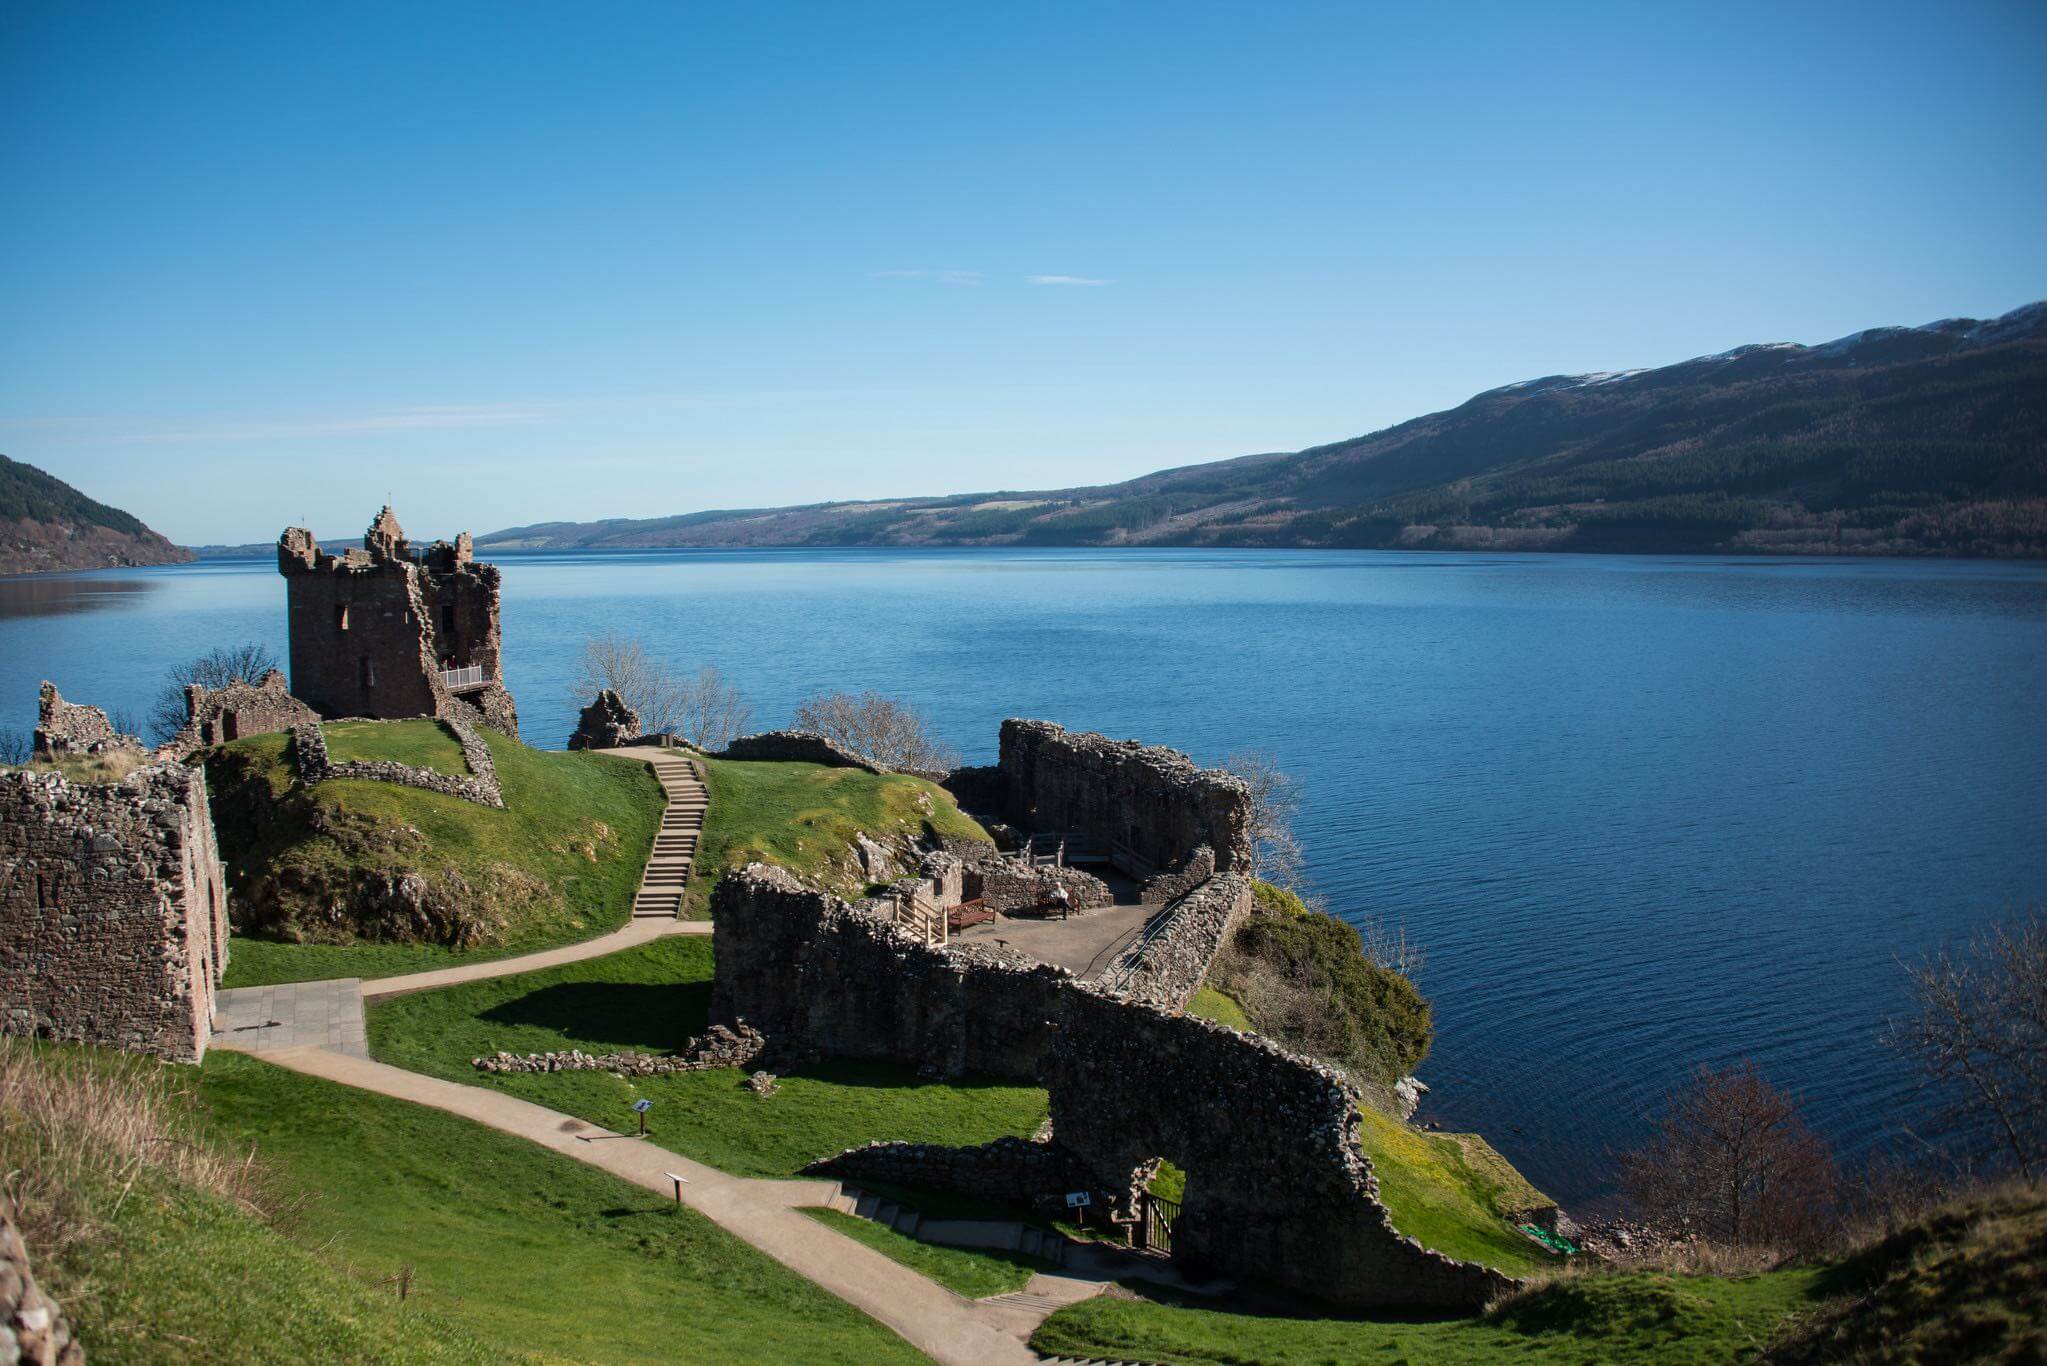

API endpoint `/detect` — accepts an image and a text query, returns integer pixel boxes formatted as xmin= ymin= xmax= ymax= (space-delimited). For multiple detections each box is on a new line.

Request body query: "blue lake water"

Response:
xmin=5 ymin=547 xmax=2046 ymax=1205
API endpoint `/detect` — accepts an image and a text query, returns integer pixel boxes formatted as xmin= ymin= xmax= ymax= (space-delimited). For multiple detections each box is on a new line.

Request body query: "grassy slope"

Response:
xmin=213 ymin=725 xmax=661 ymax=986
xmin=1186 ymin=984 xmax=1252 ymax=1031
xmin=1355 ymin=1105 xmax=1556 ymax=1278
xmin=1034 ymin=1270 xmax=1823 ymax=1366
xmin=197 ymin=1052 xmax=921 ymax=1364
xmin=687 ymin=755 xmax=991 ymax=915
xmin=367 ymin=935 xmax=1049 ymax=1178
xmin=321 ymin=718 xmax=470 ymax=771
xmin=800 ymin=1207 xmax=1041 ymax=1298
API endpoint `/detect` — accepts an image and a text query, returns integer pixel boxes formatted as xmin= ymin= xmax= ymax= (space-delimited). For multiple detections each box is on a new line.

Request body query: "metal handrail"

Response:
xmin=438 ymin=665 xmax=486 ymax=689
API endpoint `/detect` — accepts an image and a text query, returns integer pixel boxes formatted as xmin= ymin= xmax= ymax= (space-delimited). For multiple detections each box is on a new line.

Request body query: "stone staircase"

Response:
xmin=633 ymin=752 xmax=708 ymax=919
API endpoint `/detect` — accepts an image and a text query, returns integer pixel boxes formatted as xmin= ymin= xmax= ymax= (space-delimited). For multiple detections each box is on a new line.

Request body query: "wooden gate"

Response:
xmin=1139 ymin=1191 xmax=1182 ymax=1256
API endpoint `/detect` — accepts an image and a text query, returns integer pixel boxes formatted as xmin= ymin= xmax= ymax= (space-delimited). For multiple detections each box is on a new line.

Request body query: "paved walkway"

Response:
xmin=258 ymin=1045 xmax=1041 ymax=1365
xmin=955 ymin=899 xmax=1162 ymax=979
xmin=359 ymin=915 xmax=708 ymax=999
xmin=213 ymin=977 xmax=368 ymax=1055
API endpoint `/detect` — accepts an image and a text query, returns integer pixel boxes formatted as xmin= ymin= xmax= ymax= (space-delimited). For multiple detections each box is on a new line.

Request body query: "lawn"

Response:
xmin=321 ymin=717 xmax=470 ymax=771
xmin=367 ymin=935 xmax=1051 ymax=1178
xmin=1354 ymin=1104 xmax=1559 ymax=1278
xmin=1186 ymin=983 xmax=1252 ymax=1031
xmin=197 ymin=1052 xmax=925 ymax=1364
xmin=209 ymin=724 xmax=662 ymax=986
xmin=688 ymin=755 xmax=992 ymax=915
xmin=1031 ymin=1269 xmax=1825 ymax=1366
xmin=800 ymin=1207 xmax=1043 ymax=1298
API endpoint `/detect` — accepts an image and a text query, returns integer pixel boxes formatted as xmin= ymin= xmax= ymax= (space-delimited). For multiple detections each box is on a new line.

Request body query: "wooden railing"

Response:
xmin=1139 ymin=1191 xmax=1181 ymax=1256
xmin=889 ymin=889 xmax=948 ymax=946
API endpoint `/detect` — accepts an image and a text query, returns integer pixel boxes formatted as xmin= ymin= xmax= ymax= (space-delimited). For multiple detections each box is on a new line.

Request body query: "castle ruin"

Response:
xmin=278 ymin=506 xmax=520 ymax=738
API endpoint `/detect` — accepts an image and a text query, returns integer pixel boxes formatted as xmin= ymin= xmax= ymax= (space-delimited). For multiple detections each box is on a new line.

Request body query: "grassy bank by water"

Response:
xmin=209 ymin=723 xmax=661 ymax=986
xmin=367 ymin=934 xmax=1049 ymax=1177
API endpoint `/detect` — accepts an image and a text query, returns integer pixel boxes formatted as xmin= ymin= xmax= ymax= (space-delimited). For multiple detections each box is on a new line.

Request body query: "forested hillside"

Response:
xmin=0 ymin=454 xmax=191 ymax=575
xmin=482 ymin=302 xmax=2047 ymax=558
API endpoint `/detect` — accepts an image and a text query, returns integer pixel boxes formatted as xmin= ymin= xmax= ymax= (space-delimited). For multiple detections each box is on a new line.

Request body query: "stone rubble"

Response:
xmin=471 ymin=1022 xmax=768 ymax=1075
xmin=567 ymin=688 xmax=641 ymax=751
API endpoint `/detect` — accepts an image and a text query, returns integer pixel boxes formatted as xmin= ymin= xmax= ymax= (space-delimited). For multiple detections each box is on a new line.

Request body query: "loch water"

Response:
xmin=5 ymin=547 xmax=2045 ymax=1205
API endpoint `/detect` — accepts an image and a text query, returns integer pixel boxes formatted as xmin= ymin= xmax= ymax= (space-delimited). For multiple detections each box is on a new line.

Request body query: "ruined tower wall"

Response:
xmin=0 ymin=764 xmax=228 ymax=1063
xmin=160 ymin=669 xmax=320 ymax=759
xmin=994 ymin=720 xmax=1253 ymax=874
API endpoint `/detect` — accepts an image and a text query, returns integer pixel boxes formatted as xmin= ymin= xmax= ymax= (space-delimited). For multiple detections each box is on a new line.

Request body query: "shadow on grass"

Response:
xmin=480 ymin=980 xmax=712 ymax=1051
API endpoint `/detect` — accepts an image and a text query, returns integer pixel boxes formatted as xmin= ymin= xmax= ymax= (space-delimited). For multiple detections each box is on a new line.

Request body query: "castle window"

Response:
xmin=335 ymin=603 xmax=350 ymax=631
xmin=360 ymin=656 xmax=375 ymax=688
xmin=440 ymin=604 xmax=455 ymax=634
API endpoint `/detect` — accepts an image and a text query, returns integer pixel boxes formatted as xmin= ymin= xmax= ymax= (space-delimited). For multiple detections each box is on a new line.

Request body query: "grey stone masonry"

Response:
xmin=278 ymin=506 xmax=521 ymax=739
xmin=161 ymin=668 xmax=320 ymax=759
xmin=568 ymin=688 xmax=641 ymax=751
xmin=0 ymin=761 xmax=229 ymax=1063
xmin=0 ymin=1206 xmax=81 ymax=1366
xmin=290 ymin=719 xmax=504 ymax=808
xmin=32 ymin=680 xmax=144 ymax=760
xmin=717 ymin=730 xmax=887 ymax=772
xmin=1099 ymin=872 xmax=1254 ymax=1010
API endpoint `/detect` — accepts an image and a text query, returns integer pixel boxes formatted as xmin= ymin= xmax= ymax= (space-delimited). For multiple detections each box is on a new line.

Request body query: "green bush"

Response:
xmin=1215 ymin=907 xmax=1432 ymax=1085
xmin=1251 ymin=879 xmax=1308 ymax=918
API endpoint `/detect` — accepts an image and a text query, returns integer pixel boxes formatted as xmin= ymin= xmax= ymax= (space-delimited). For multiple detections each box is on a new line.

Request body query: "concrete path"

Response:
xmin=358 ymin=914 xmax=709 ymax=999
xmin=213 ymin=977 xmax=368 ymax=1056
xmin=258 ymin=1044 xmax=1041 ymax=1366
xmin=955 ymin=899 xmax=1162 ymax=979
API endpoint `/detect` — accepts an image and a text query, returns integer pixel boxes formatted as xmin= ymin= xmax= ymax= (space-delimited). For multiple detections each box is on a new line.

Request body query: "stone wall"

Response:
xmin=970 ymin=857 xmax=1114 ymax=914
xmin=475 ymin=1023 xmax=766 ymax=1076
xmin=716 ymin=730 xmax=886 ymax=773
xmin=1140 ymin=843 xmax=1216 ymax=904
xmin=278 ymin=507 xmax=520 ymax=739
xmin=0 ymin=762 xmax=229 ymax=1063
xmin=567 ymin=688 xmax=640 ymax=751
xmin=709 ymin=862 xmax=1513 ymax=1310
xmin=806 ymin=1136 xmax=1095 ymax=1208
xmin=290 ymin=720 xmax=504 ymax=808
xmin=993 ymin=720 xmax=1253 ymax=874
xmin=31 ymin=681 xmax=143 ymax=760
xmin=161 ymin=669 xmax=320 ymax=759
xmin=1099 ymin=872 xmax=1253 ymax=1010
xmin=0 ymin=1207 xmax=81 ymax=1366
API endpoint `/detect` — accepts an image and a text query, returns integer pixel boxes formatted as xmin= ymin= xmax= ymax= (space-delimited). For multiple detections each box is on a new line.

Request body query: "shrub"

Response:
xmin=791 ymin=691 xmax=956 ymax=772
xmin=1213 ymin=910 xmax=1432 ymax=1085
xmin=1252 ymin=879 xmax=1307 ymax=917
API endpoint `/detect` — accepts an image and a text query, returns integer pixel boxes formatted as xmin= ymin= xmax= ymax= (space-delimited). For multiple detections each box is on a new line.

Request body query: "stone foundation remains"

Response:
xmin=161 ymin=669 xmax=319 ymax=760
xmin=278 ymin=506 xmax=520 ymax=739
xmin=970 ymin=857 xmax=1114 ymax=914
xmin=710 ymin=863 xmax=1512 ymax=1309
xmin=474 ymin=1022 xmax=766 ymax=1076
xmin=290 ymin=720 xmax=504 ymax=808
xmin=807 ymin=1135 xmax=1095 ymax=1209
xmin=716 ymin=730 xmax=886 ymax=773
xmin=568 ymin=689 xmax=641 ymax=751
xmin=0 ymin=762 xmax=228 ymax=1063
xmin=31 ymin=681 xmax=144 ymax=761
xmin=0 ymin=1207 xmax=81 ymax=1366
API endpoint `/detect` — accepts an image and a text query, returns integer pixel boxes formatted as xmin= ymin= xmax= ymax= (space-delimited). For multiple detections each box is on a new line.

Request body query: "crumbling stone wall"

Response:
xmin=970 ymin=857 xmax=1114 ymax=914
xmin=710 ymin=863 xmax=1510 ymax=1309
xmin=31 ymin=681 xmax=143 ymax=760
xmin=806 ymin=1136 xmax=1095 ymax=1208
xmin=160 ymin=669 xmax=320 ymax=759
xmin=1100 ymin=872 xmax=1254 ymax=1010
xmin=290 ymin=721 xmax=504 ymax=808
xmin=0 ymin=1207 xmax=81 ymax=1366
xmin=567 ymin=689 xmax=640 ymax=750
xmin=0 ymin=762 xmax=229 ymax=1063
xmin=716 ymin=730 xmax=886 ymax=773
xmin=991 ymin=720 xmax=1252 ymax=875
xmin=278 ymin=507 xmax=520 ymax=739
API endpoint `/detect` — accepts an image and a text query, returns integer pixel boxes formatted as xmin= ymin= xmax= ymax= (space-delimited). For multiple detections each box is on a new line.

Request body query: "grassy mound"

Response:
xmin=196 ymin=1052 xmax=921 ymax=1364
xmin=1032 ymin=1267 xmax=1824 ymax=1365
xmin=799 ymin=1207 xmax=1042 ymax=1298
xmin=0 ymin=1041 xmax=489 ymax=1363
xmin=688 ymin=755 xmax=991 ymax=914
xmin=366 ymin=935 xmax=1050 ymax=1178
xmin=1186 ymin=984 xmax=1252 ymax=1031
xmin=321 ymin=718 xmax=469 ymax=771
xmin=1762 ymin=1185 xmax=2047 ymax=1364
xmin=1354 ymin=1106 xmax=1558 ymax=1278
xmin=205 ymin=722 xmax=661 ymax=985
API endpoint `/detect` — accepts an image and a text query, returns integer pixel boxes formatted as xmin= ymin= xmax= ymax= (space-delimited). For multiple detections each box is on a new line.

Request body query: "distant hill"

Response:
xmin=0 ymin=455 xmax=192 ymax=575
xmin=482 ymin=302 xmax=2047 ymax=558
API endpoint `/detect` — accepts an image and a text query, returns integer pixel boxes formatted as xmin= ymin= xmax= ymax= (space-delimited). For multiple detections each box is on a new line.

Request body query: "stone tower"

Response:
xmin=277 ymin=506 xmax=520 ymax=737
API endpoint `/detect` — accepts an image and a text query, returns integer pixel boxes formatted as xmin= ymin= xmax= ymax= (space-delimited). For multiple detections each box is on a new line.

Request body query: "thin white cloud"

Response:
xmin=869 ymin=268 xmax=983 ymax=285
xmin=1026 ymin=274 xmax=1111 ymax=287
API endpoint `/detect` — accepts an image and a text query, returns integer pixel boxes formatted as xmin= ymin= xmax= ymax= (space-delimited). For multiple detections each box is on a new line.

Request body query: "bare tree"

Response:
xmin=571 ymin=636 xmax=752 ymax=750
xmin=0 ymin=725 xmax=30 ymax=766
xmin=1888 ymin=907 xmax=2047 ymax=1185
xmin=148 ymin=642 xmax=281 ymax=744
xmin=1618 ymin=1061 xmax=1839 ymax=1252
xmin=1224 ymin=748 xmax=1307 ymax=891
xmin=672 ymin=665 xmax=753 ymax=751
xmin=792 ymin=691 xmax=956 ymax=772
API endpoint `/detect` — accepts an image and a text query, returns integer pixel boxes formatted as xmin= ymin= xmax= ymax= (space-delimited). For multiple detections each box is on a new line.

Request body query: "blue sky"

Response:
xmin=3 ymin=1 xmax=2044 ymax=544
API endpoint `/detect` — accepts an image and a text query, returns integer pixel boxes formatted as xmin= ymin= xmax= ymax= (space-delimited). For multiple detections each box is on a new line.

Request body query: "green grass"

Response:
xmin=688 ymin=755 xmax=991 ymax=915
xmin=367 ymin=935 xmax=1051 ymax=1178
xmin=210 ymin=725 xmax=661 ymax=986
xmin=1354 ymin=1105 xmax=1558 ymax=1278
xmin=1032 ymin=1268 xmax=1826 ymax=1365
xmin=1187 ymin=984 xmax=1252 ymax=1031
xmin=321 ymin=717 xmax=470 ymax=772
xmin=800 ymin=1207 xmax=1043 ymax=1298
xmin=195 ymin=1051 xmax=923 ymax=1365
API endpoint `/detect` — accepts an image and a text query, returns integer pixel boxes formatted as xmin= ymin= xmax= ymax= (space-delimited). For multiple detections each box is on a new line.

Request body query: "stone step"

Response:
xmin=855 ymin=1193 xmax=881 ymax=1220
